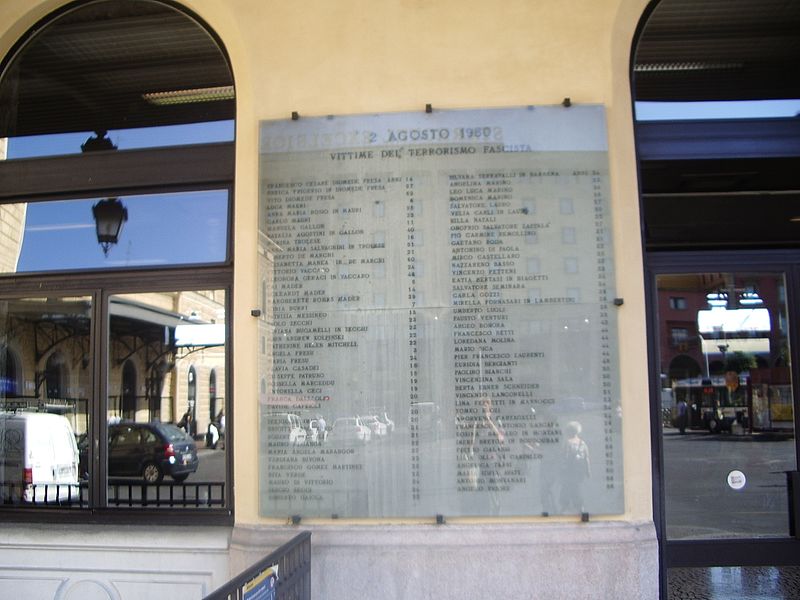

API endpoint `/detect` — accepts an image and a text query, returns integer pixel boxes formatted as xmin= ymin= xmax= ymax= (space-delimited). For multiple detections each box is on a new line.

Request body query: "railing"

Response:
xmin=1 ymin=480 xmax=224 ymax=508
xmin=1 ymin=481 xmax=87 ymax=507
xmin=108 ymin=479 xmax=224 ymax=507
xmin=204 ymin=531 xmax=311 ymax=600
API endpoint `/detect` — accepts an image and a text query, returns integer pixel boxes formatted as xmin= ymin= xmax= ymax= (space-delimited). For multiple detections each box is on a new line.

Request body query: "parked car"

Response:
xmin=369 ymin=407 xmax=395 ymax=434
xmin=361 ymin=415 xmax=387 ymax=437
xmin=0 ymin=412 xmax=81 ymax=504
xmin=376 ymin=412 xmax=395 ymax=434
xmin=265 ymin=412 xmax=307 ymax=446
xmin=107 ymin=421 xmax=199 ymax=483
xmin=329 ymin=417 xmax=371 ymax=445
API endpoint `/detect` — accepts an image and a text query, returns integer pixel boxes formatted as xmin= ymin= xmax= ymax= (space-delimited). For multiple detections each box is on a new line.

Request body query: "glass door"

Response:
xmin=654 ymin=269 xmax=799 ymax=564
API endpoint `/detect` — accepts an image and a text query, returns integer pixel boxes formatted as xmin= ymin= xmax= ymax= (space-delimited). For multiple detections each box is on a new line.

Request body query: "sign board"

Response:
xmin=242 ymin=564 xmax=278 ymax=600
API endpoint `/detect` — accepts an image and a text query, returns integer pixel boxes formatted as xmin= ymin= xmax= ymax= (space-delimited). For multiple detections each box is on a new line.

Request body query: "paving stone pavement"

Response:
xmin=668 ymin=567 xmax=800 ymax=600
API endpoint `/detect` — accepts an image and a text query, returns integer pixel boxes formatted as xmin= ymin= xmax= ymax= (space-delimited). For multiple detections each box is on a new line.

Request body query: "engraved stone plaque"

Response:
xmin=258 ymin=106 xmax=622 ymax=518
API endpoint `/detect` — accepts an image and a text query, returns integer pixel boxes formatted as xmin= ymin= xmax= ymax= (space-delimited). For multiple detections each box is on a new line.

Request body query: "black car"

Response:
xmin=106 ymin=421 xmax=199 ymax=483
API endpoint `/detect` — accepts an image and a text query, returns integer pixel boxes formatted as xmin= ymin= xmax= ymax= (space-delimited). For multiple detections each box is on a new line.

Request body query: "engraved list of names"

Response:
xmin=258 ymin=106 xmax=623 ymax=519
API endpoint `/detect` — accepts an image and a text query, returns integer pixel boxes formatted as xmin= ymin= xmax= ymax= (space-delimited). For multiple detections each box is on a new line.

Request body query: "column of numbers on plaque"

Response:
xmin=406 ymin=176 xmax=421 ymax=503
xmin=592 ymin=172 xmax=614 ymax=490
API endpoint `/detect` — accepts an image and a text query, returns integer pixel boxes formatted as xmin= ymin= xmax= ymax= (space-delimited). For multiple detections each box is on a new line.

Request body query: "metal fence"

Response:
xmin=204 ymin=531 xmax=311 ymax=600
xmin=1 ymin=481 xmax=87 ymax=507
xmin=108 ymin=479 xmax=224 ymax=507
xmin=1 ymin=480 xmax=224 ymax=508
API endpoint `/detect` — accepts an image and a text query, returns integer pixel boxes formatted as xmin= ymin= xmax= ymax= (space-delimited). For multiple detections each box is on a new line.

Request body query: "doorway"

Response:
xmin=632 ymin=0 xmax=800 ymax=595
xmin=648 ymin=254 xmax=800 ymax=596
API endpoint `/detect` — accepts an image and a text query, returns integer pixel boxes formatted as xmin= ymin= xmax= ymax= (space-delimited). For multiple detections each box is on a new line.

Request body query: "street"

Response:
xmin=105 ymin=447 xmax=227 ymax=508
xmin=662 ymin=429 xmax=795 ymax=540
xmin=194 ymin=446 xmax=226 ymax=482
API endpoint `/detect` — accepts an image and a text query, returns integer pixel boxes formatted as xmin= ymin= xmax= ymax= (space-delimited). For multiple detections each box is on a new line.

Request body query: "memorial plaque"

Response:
xmin=257 ymin=106 xmax=623 ymax=518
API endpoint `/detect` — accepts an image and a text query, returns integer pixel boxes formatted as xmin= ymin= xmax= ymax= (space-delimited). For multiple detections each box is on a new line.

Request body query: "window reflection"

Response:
xmin=658 ymin=273 xmax=796 ymax=539
xmin=107 ymin=291 xmax=226 ymax=508
xmin=1 ymin=297 xmax=91 ymax=508
xmin=0 ymin=190 xmax=228 ymax=274
xmin=0 ymin=291 xmax=228 ymax=509
xmin=0 ymin=0 xmax=233 ymax=517
xmin=0 ymin=1 xmax=234 ymax=146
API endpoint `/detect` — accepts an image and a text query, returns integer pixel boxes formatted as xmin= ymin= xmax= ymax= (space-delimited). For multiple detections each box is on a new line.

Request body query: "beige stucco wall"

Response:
xmin=0 ymin=0 xmax=653 ymax=526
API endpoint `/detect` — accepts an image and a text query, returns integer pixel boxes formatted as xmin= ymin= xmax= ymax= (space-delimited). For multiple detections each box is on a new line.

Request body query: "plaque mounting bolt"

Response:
xmin=290 ymin=515 xmax=302 ymax=525
xmin=425 ymin=103 xmax=433 ymax=113
xmin=562 ymin=97 xmax=572 ymax=107
xmin=250 ymin=309 xmax=262 ymax=317
xmin=291 ymin=111 xmax=300 ymax=121
xmin=436 ymin=514 xmax=445 ymax=525
xmin=613 ymin=298 xmax=624 ymax=306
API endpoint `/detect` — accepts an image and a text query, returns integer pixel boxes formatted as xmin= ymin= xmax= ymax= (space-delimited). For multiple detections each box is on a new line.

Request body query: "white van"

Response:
xmin=264 ymin=412 xmax=307 ymax=446
xmin=0 ymin=412 xmax=81 ymax=504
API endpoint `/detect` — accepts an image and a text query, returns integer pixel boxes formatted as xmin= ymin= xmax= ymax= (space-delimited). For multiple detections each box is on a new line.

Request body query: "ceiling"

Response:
xmin=634 ymin=0 xmax=800 ymax=102
xmin=0 ymin=1 xmax=233 ymax=138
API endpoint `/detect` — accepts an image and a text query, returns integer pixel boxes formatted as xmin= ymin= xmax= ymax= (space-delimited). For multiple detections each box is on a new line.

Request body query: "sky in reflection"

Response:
xmin=16 ymin=191 xmax=228 ymax=271
xmin=6 ymin=121 xmax=233 ymax=272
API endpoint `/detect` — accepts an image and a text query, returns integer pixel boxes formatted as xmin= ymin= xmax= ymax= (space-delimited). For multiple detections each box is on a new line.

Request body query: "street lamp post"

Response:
xmin=698 ymin=334 xmax=710 ymax=377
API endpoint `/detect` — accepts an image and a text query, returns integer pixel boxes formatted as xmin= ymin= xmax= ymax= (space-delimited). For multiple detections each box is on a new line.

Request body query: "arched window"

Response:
xmin=45 ymin=352 xmax=69 ymax=401
xmin=1 ymin=0 xmax=234 ymax=151
xmin=0 ymin=0 xmax=233 ymax=517
xmin=1 ymin=345 xmax=21 ymax=397
xmin=121 ymin=360 xmax=137 ymax=419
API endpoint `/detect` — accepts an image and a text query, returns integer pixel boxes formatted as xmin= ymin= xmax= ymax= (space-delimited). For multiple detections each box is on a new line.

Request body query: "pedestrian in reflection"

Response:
xmin=559 ymin=421 xmax=590 ymax=514
xmin=472 ymin=396 xmax=505 ymax=445
xmin=470 ymin=396 xmax=506 ymax=514
xmin=676 ymin=399 xmax=688 ymax=434
xmin=523 ymin=416 xmax=558 ymax=516
xmin=178 ymin=409 xmax=193 ymax=436
xmin=317 ymin=415 xmax=326 ymax=443
xmin=205 ymin=409 xmax=224 ymax=449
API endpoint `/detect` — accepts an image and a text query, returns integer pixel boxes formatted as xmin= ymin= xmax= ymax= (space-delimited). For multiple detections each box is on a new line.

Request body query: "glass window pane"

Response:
xmin=1 ymin=190 xmax=228 ymax=274
xmin=1 ymin=296 xmax=91 ymax=508
xmin=106 ymin=291 xmax=226 ymax=509
xmin=658 ymin=272 xmax=796 ymax=539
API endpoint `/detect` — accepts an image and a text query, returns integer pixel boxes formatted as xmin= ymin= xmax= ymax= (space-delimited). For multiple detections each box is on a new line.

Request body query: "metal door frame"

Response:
xmin=645 ymin=250 xmax=800 ymax=595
